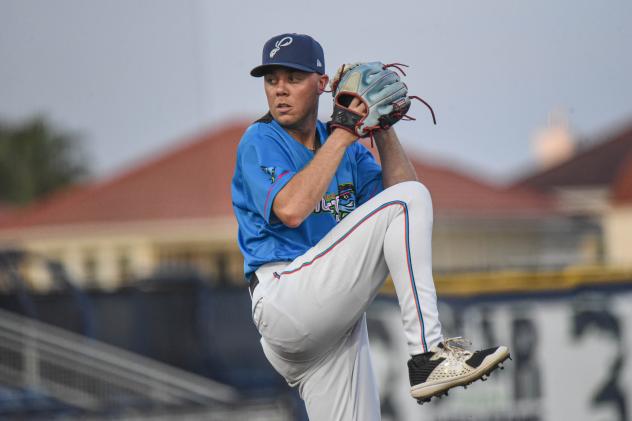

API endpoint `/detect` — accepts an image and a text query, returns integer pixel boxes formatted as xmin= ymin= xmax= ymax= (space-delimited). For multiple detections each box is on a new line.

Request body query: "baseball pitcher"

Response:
xmin=231 ymin=33 xmax=509 ymax=421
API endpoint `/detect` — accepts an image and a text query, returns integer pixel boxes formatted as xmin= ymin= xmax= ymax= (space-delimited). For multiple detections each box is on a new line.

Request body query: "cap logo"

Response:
xmin=269 ymin=36 xmax=293 ymax=58
xmin=317 ymin=58 xmax=322 ymax=67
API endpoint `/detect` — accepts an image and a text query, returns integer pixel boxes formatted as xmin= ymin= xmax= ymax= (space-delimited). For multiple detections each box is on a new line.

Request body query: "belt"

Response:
xmin=249 ymin=273 xmax=259 ymax=296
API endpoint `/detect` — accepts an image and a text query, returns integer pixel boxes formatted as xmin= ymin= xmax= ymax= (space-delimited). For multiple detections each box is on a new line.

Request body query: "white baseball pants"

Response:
xmin=250 ymin=181 xmax=443 ymax=420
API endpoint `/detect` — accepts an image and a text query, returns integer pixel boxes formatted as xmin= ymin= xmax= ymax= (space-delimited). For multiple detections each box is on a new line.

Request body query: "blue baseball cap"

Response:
xmin=250 ymin=33 xmax=325 ymax=77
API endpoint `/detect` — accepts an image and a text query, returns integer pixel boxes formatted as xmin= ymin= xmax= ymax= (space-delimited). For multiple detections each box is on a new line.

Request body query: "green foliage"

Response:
xmin=0 ymin=116 xmax=90 ymax=206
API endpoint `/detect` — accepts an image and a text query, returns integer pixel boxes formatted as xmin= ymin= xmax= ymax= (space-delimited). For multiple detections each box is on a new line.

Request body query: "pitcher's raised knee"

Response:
xmin=389 ymin=181 xmax=433 ymax=214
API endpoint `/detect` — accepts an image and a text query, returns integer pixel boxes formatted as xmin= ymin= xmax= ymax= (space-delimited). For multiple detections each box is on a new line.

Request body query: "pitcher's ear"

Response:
xmin=318 ymin=74 xmax=329 ymax=94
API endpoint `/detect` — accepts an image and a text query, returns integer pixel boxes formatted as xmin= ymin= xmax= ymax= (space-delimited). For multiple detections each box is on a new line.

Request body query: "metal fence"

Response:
xmin=0 ymin=307 xmax=293 ymax=420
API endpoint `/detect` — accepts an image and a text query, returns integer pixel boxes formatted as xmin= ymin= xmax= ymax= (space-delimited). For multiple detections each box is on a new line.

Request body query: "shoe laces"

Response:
xmin=441 ymin=337 xmax=473 ymax=359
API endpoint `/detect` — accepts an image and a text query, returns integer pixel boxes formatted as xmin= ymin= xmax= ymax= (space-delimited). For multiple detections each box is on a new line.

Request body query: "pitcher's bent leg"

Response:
xmin=262 ymin=181 xmax=443 ymax=361
xmin=270 ymin=182 xmax=442 ymax=357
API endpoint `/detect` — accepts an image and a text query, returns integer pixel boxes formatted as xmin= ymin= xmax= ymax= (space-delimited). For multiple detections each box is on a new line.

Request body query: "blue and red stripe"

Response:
xmin=263 ymin=170 xmax=290 ymax=217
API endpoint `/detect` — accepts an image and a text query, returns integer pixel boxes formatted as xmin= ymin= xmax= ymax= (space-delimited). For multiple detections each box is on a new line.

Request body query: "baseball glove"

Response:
xmin=329 ymin=62 xmax=436 ymax=142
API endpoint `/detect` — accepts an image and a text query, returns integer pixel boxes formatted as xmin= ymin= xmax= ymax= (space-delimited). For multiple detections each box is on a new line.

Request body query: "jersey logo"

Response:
xmin=314 ymin=183 xmax=356 ymax=222
xmin=260 ymin=166 xmax=276 ymax=183
xmin=269 ymin=36 xmax=293 ymax=58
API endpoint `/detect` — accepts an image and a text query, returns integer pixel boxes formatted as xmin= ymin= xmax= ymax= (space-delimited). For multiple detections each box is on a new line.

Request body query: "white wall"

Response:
xmin=367 ymin=287 xmax=632 ymax=421
xmin=605 ymin=206 xmax=632 ymax=266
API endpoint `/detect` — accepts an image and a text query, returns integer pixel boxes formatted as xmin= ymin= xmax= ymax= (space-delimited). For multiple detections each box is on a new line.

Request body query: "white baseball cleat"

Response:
xmin=407 ymin=337 xmax=510 ymax=404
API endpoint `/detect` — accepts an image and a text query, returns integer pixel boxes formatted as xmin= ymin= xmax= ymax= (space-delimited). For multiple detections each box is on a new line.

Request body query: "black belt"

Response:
xmin=249 ymin=273 xmax=259 ymax=296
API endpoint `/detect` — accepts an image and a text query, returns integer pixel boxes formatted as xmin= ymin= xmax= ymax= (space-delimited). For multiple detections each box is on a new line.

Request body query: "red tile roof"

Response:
xmin=612 ymin=152 xmax=632 ymax=204
xmin=514 ymin=122 xmax=632 ymax=192
xmin=0 ymin=121 xmax=247 ymax=229
xmin=0 ymin=203 xmax=15 ymax=225
xmin=0 ymin=121 xmax=555 ymax=230
xmin=411 ymin=158 xmax=554 ymax=216
xmin=359 ymin=139 xmax=553 ymax=216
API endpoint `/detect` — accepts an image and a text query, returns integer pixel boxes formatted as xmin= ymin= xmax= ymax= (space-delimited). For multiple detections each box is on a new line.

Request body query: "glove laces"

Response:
xmin=383 ymin=62 xmax=409 ymax=76
xmin=382 ymin=62 xmax=437 ymax=126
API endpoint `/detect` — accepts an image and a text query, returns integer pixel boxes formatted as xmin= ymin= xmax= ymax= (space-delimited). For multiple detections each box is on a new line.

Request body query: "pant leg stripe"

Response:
xmin=403 ymin=203 xmax=427 ymax=352
xmin=276 ymin=201 xmax=397 ymax=276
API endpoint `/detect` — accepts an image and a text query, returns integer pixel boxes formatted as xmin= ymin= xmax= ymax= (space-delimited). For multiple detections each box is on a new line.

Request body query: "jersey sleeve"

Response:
xmin=238 ymin=130 xmax=296 ymax=223
xmin=354 ymin=143 xmax=383 ymax=205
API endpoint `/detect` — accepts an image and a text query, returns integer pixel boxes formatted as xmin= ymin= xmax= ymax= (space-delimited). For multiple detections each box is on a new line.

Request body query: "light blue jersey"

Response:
xmin=231 ymin=114 xmax=383 ymax=280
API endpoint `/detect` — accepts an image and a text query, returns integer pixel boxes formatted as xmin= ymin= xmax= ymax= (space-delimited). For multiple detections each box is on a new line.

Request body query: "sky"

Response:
xmin=1 ymin=0 xmax=631 ymax=184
